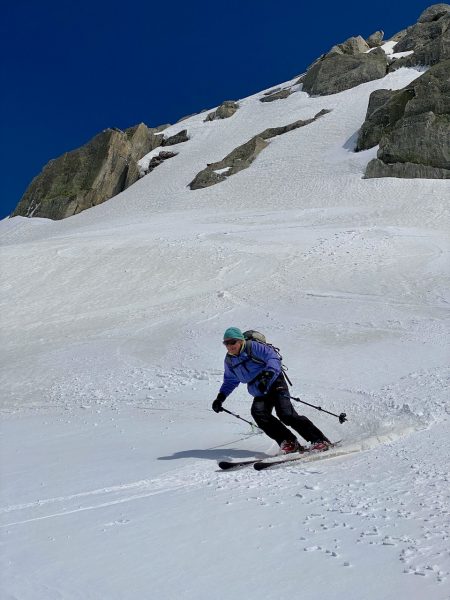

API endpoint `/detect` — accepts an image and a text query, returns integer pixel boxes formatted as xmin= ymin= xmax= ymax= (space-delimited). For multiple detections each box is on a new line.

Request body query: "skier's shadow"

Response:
xmin=158 ymin=448 xmax=268 ymax=461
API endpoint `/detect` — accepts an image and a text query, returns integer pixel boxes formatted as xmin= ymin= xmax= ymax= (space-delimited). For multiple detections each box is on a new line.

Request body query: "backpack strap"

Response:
xmin=225 ymin=351 xmax=252 ymax=373
xmin=244 ymin=340 xmax=266 ymax=365
xmin=248 ymin=340 xmax=293 ymax=387
xmin=225 ymin=340 xmax=265 ymax=371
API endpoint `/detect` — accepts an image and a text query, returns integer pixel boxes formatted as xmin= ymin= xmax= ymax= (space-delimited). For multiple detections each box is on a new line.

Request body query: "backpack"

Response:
xmin=226 ymin=330 xmax=293 ymax=386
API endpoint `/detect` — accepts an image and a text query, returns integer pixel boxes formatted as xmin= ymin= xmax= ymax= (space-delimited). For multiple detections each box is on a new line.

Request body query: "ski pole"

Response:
xmin=289 ymin=395 xmax=348 ymax=424
xmin=220 ymin=407 xmax=262 ymax=431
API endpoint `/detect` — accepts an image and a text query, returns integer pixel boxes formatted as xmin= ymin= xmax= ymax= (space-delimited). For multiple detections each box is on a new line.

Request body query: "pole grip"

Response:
xmin=290 ymin=395 xmax=348 ymax=423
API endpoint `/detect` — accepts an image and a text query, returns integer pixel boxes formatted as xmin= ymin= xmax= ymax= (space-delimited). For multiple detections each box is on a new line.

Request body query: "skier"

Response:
xmin=212 ymin=327 xmax=331 ymax=454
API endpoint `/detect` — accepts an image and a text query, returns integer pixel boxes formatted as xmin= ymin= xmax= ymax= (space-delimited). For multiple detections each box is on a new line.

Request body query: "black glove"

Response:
xmin=257 ymin=370 xmax=274 ymax=394
xmin=212 ymin=393 xmax=226 ymax=413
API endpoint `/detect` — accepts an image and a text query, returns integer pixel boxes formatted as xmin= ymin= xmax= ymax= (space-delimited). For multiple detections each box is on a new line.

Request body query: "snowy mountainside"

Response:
xmin=1 ymin=40 xmax=449 ymax=600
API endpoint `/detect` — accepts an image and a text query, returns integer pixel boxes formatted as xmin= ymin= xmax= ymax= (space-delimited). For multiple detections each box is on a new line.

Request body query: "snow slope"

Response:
xmin=1 ymin=45 xmax=449 ymax=599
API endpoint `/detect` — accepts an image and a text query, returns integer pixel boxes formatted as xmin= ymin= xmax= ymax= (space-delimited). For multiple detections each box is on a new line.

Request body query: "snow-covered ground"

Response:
xmin=1 ymin=49 xmax=449 ymax=599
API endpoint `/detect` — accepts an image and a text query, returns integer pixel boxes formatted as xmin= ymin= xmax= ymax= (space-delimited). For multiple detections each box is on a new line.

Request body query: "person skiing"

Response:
xmin=212 ymin=327 xmax=331 ymax=454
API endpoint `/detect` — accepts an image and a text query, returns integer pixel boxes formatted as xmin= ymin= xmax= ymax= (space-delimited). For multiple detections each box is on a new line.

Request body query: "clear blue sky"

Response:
xmin=1 ymin=0 xmax=429 ymax=219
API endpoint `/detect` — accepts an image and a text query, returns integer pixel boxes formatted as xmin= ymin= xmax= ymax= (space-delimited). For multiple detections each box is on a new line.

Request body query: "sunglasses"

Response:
xmin=223 ymin=339 xmax=240 ymax=346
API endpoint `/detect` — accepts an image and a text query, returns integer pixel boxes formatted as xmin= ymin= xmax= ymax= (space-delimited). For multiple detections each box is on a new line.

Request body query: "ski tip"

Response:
xmin=218 ymin=459 xmax=258 ymax=470
xmin=218 ymin=461 xmax=232 ymax=470
xmin=253 ymin=461 xmax=270 ymax=471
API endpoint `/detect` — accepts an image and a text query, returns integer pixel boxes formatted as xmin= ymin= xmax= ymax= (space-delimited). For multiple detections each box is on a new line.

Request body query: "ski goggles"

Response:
xmin=223 ymin=339 xmax=240 ymax=346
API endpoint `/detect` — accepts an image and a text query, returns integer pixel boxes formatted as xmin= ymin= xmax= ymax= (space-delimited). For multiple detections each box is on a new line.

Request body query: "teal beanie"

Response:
xmin=223 ymin=327 xmax=244 ymax=340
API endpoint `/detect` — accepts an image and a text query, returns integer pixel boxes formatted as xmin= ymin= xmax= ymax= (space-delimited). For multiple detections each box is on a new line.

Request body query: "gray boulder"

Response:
xmin=395 ymin=5 xmax=449 ymax=50
xmin=190 ymin=137 xmax=269 ymax=190
xmin=365 ymin=89 xmax=397 ymax=118
xmin=327 ymin=35 xmax=370 ymax=56
xmin=367 ymin=31 xmax=384 ymax=47
xmin=12 ymin=123 xmax=168 ymax=220
xmin=144 ymin=151 xmax=178 ymax=175
xmin=356 ymin=89 xmax=414 ymax=151
xmin=307 ymin=35 xmax=371 ymax=71
xmin=302 ymin=50 xmax=388 ymax=96
xmin=389 ymin=11 xmax=450 ymax=69
xmin=189 ymin=169 xmax=228 ymax=190
xmin=418 ymin=3 xmax=450 ymax=22
xmin=260 ymin=89 xmax=292 ymax=102
xmin=357 ymin=61 xmax=450 ymax=151
xmin=376 ymin=111 xmax=450 ymax=168
xmin=210 ymin=136 xmax=269 ymax=175
xmin=363 ymin=61 xmax=450 ymax=179
xmin=162 ymin=129 xmax=189 ymax=145
xmin=205 ymin=101 xmax=239 ymax=121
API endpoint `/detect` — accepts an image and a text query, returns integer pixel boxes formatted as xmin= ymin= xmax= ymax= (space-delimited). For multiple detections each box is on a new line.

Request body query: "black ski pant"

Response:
xmin=250 ymin=374 xmax=328 ymax=446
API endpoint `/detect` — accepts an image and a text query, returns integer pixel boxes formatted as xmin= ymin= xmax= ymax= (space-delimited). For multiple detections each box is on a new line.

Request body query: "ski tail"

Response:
xmin=218 ymin=458 xmax=262 ymax=470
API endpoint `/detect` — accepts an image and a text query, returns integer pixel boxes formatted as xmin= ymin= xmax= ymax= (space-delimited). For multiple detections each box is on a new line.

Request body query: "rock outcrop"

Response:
xmin=12 ymin=123 xmax=168 ymax=220
xmin=123 ymin=123 xmax=167 ymax=187
xmin=205 ymin=101 xmax=239 ymax=121
xmin=189 ymin=137 xmax=269 ymax=189
xmin=302 ymin=39 xmax=388 ymax=96
xmin=356 ymin=89 xmax=415 ymax=151
xmin=366 ymin=31 xmax=384 ymax=47
xmin=161 ymin=129 xmax=190 ymax=145
xmin=388 ymin=6 xmax=450 ymax=70
xmin=361 ymin=60 xmax=450 ymax=179
xmin=144 ymin=151 xmax=178 ymax=175
xmin=327 ymin=35 xmax=371 ymax=56
xmin=189 ymin=109 xmax=331 ymax=189
xmin=260 ymin=89 xmax=292 ymax=102
xmin=365 ymin=159 xmax=450 ymax=178
xmin=419 ymin=3 xmax=450 ymax=22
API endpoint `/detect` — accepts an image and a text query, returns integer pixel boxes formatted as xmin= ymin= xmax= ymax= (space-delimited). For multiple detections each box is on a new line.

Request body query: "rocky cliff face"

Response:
xmin=360 ymin=61 xmax=450 ymax=179
xmin=301 ymin=36 xmax=389 ymax=96
xmin=12 ymin=4 xmax=450 ymax=219
xmin=12 ymin=123 xmax=167 ymax=220
xmin=350 ymin=4 xmax=450 ymax=180
xmin=389 ymin=4 xmax=450 ymax=69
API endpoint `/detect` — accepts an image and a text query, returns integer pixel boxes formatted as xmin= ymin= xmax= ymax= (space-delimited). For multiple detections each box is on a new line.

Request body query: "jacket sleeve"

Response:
xmin=219 ymin=360 xmax=241 ymax=397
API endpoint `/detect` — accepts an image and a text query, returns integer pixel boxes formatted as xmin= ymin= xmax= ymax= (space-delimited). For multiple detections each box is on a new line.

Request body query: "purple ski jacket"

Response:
xmin=219 ymin=340 xmax=282 ymax=398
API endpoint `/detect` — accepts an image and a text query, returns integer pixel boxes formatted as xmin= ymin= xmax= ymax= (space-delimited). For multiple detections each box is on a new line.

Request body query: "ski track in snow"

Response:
xmin=1 ymin=425 xmax=449 ymax=593
xmin=0 ymin=471 xmax=202 ymax=527
xmin=0 ymin=439 xmax=371 ymax=527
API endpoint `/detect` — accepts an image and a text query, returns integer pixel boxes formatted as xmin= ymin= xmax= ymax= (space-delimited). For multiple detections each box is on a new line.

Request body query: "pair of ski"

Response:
xmin=218 ymin=441 xmax=343 ymax=471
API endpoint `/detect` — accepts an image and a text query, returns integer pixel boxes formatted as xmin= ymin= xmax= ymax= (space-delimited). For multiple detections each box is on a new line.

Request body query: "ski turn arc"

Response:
xmin=254 ymin=441 xmax=354 ymax=470
xmin=218 ymin=441 xmax=343 ymax=471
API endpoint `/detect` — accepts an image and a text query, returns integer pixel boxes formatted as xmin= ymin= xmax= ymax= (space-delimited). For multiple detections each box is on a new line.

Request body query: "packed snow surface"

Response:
xmin=1 ymin=59 xmax=449 ymax=599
